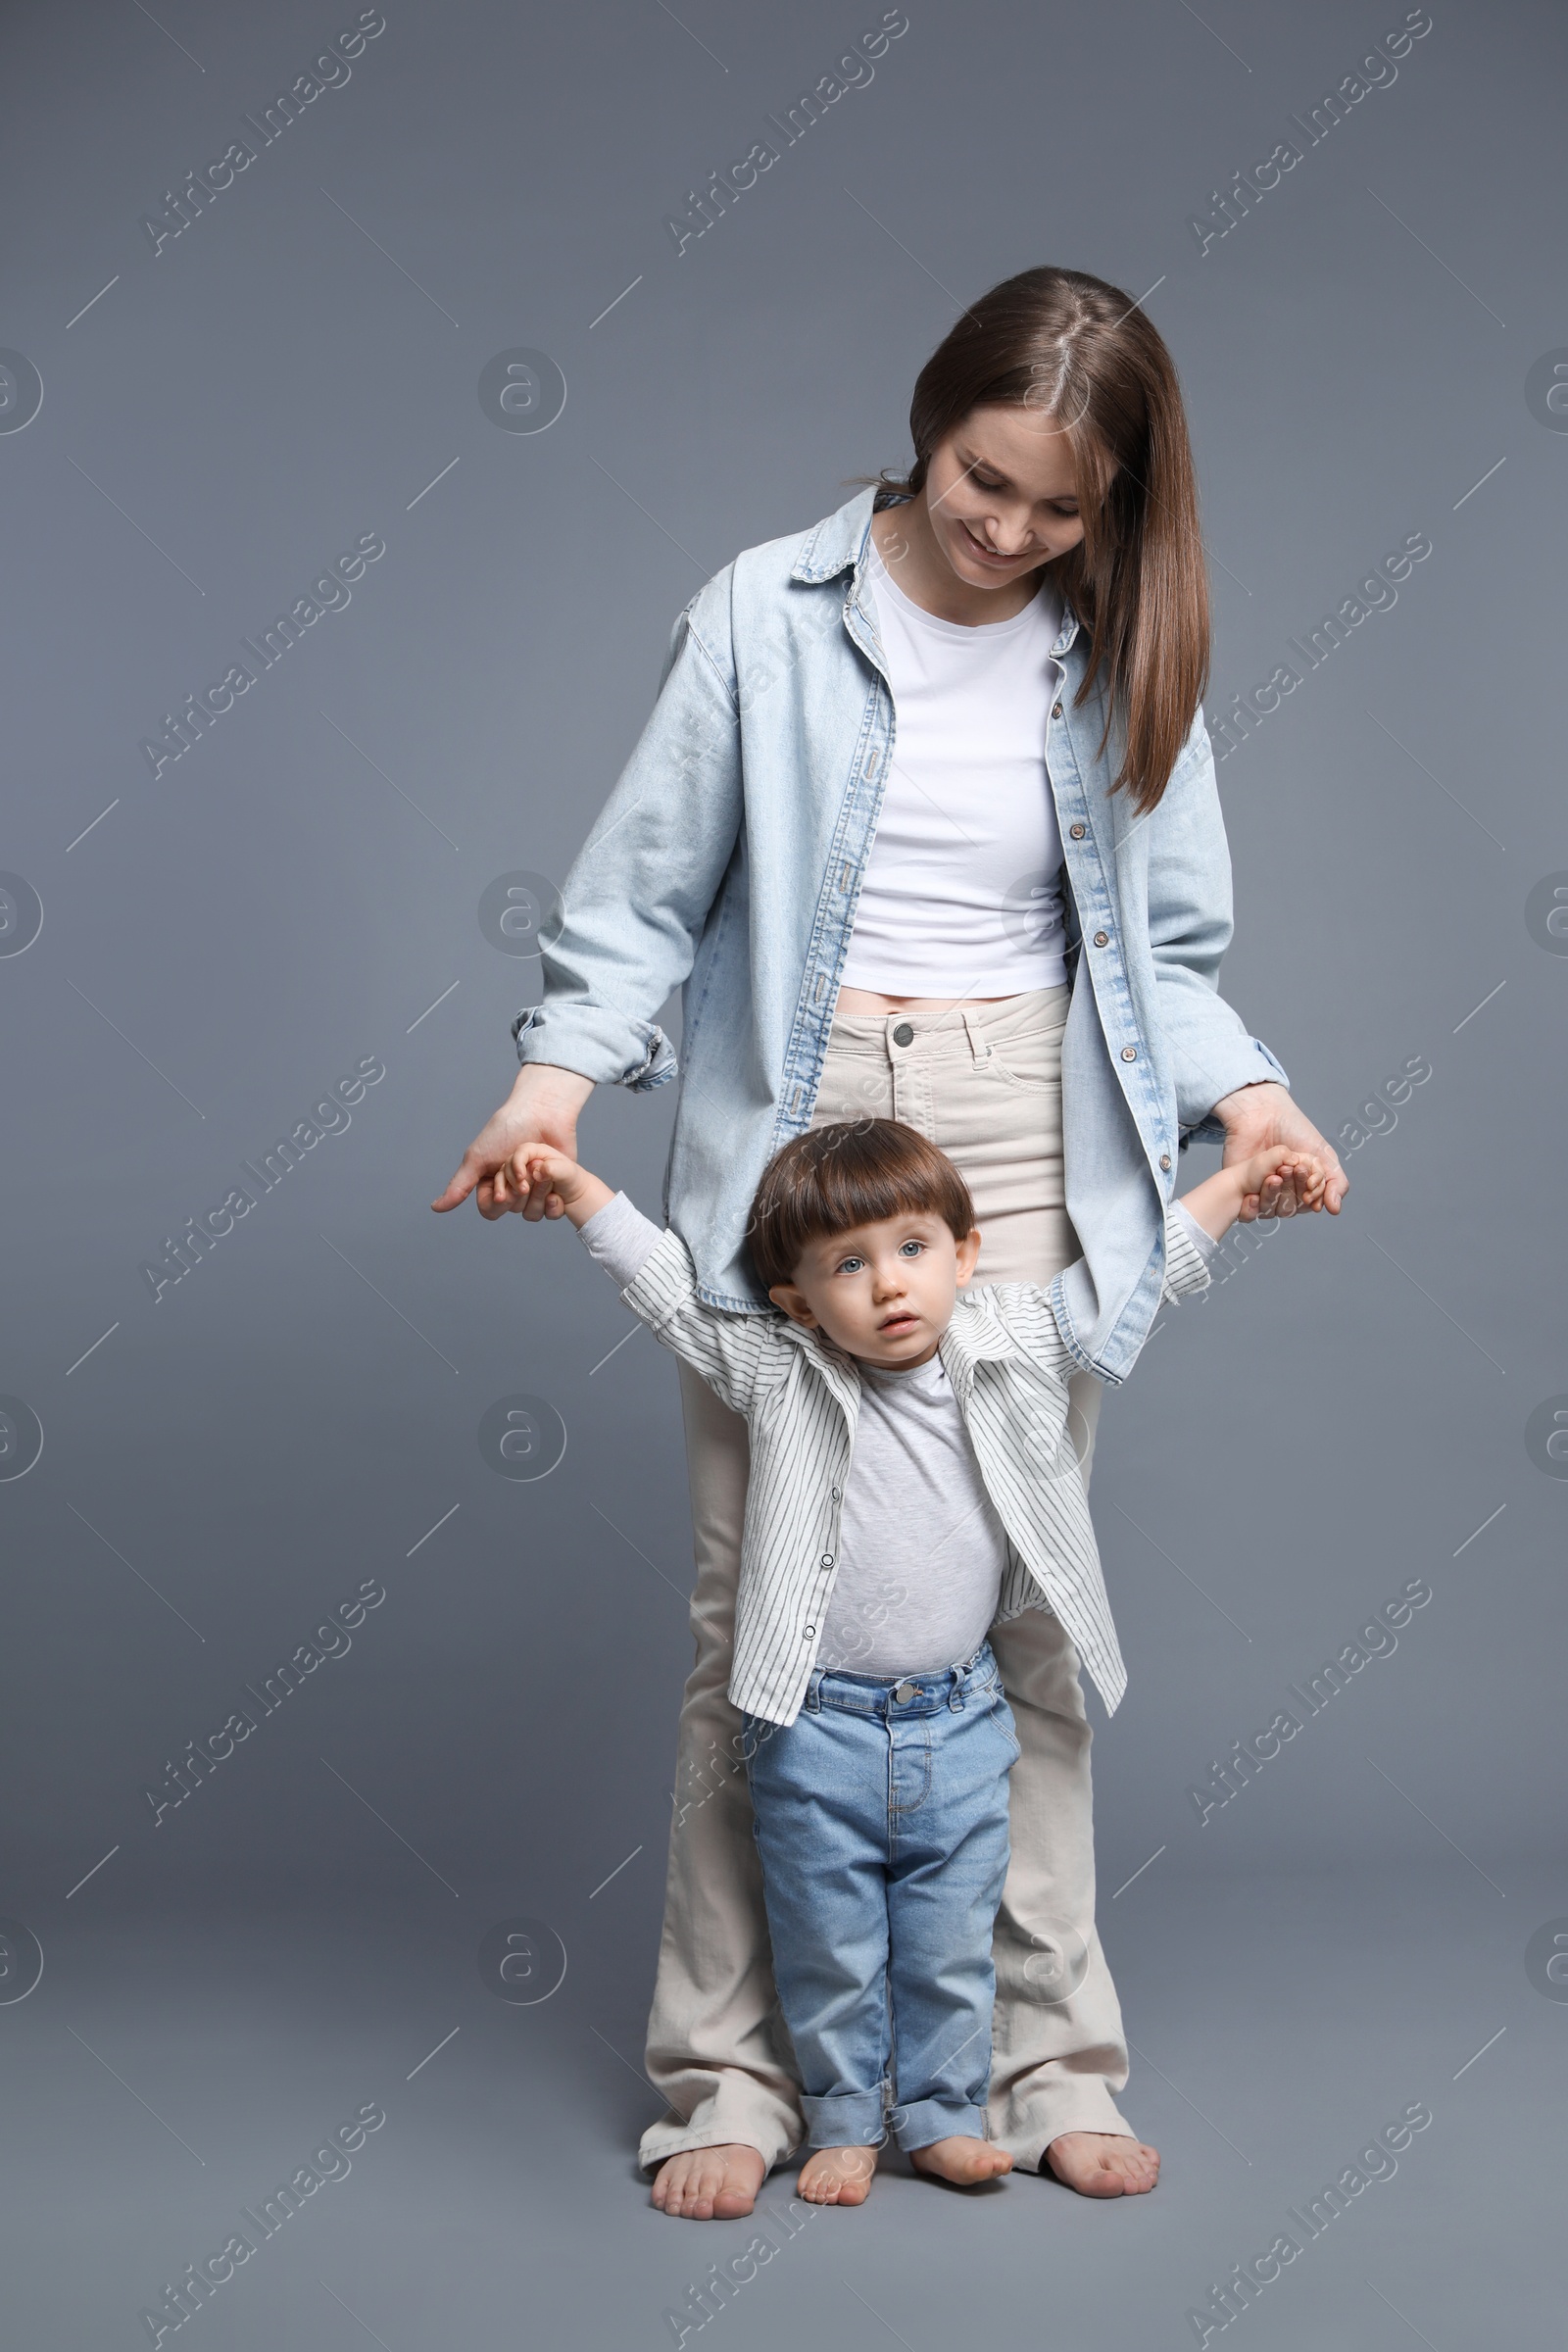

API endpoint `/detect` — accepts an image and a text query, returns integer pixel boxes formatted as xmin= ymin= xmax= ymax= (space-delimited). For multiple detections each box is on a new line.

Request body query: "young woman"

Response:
xmin=435 ymin=267 xmax=1346 ymax=2216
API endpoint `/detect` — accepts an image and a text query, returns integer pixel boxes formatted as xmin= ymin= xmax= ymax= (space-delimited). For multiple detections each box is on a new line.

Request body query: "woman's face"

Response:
xmin=920 ymin=404 xmax=1091 ymax=593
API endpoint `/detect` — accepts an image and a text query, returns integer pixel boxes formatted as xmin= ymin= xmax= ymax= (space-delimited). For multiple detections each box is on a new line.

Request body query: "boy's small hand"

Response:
xmin=1241 ymin=1149 xmax=1328 ymax=1222
xmin=498 ymin=1145 xmax=614 ymax=1231
xmin=1181 ymin=1146 xmax=1329 ymax=1242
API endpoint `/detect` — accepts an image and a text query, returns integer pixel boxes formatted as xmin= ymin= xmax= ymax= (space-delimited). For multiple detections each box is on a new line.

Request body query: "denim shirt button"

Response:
xmin=1121 ymin=1046 xmax=1138 ymax=1062
xmin=1069 ymin=822 xmax=1086 ymax=840
xmin=1093 ymin=930 xmax=1108 ymax=947
xmin=1052 ymin=701 xmax=1063 ymax=719
xmin=1160 ymin=1152 xmax=1172 ymax=1171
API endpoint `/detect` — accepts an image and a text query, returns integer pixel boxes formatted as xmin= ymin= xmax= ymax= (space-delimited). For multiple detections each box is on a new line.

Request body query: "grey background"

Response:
xmin=2 ymin=0 xmax=1563 ymax=2342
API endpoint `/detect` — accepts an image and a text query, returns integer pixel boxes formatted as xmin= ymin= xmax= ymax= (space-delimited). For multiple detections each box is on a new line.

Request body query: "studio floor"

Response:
xmin=5 ymin=1858 xmax=1560 ymax=2349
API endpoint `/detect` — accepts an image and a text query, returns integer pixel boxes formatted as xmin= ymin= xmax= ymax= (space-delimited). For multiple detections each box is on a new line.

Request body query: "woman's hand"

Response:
xmin=430 ymin=1062 xmax=596 ymax=1222
xmin=1211 ymin=1080 xmax=1348 ymax=1220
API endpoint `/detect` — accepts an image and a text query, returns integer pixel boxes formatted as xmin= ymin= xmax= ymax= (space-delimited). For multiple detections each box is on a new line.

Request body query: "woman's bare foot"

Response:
xmin=910 ymin=2136 xmax=1012 ymax=2186
xmin=1045 ymin=2131 xmax=1160 ymax=2196
xmin=797 ymin=2144 xmax=879 ymax=2204
xmin=651 ymin=2143 xmax=766 ymax=2220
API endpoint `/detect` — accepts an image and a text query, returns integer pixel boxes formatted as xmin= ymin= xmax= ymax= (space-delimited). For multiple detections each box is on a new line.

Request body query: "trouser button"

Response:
xmin=894 ymin=1680 xmax=917 ymax=1702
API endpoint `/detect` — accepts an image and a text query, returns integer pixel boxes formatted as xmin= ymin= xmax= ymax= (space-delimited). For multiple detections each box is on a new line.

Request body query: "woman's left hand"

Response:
xmin=1211 ymin=1080 xmax=1348 ymax=1219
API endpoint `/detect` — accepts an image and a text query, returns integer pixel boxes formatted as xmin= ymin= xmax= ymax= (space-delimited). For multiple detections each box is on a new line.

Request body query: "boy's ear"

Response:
xmin=767 ymin=1281 xmax=816 ymax=1328
xmin=955 ymin=1228 xmax=983 ymax=1288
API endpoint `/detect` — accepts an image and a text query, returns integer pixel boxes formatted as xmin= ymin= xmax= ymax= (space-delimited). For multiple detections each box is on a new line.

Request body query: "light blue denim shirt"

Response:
xmin=514 ymin=487 xmax=1287 ymax=1379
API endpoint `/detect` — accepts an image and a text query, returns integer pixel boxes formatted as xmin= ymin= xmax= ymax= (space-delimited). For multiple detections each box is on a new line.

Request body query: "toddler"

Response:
xmin=516 ymin=1118 xmax=1323 ymax=2203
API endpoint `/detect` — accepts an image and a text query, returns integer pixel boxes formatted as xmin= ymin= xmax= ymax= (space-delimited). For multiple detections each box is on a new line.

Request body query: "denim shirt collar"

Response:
xmin=790 ymin=484 xmax=1082 ymax=662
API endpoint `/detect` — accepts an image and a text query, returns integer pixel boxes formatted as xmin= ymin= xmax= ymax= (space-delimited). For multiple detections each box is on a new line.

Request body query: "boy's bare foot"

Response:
xmin=797 ymin=2144 xmax=879 ymax=2204
xmin=1045 ymin=2131 xmax=1160 ymax=2196
xmin=651 ymin=2143 xmax=766 ymax=2220
xmin=910 ymin=2136 xmax=1012 ymax=2186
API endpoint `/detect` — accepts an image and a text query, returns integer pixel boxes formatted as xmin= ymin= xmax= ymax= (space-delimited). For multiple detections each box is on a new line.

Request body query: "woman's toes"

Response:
xmin=1046 ymin=2131 xmax=1160 ymax=2197
xmin=652 ymin=2144 xmax=765 ymax=2220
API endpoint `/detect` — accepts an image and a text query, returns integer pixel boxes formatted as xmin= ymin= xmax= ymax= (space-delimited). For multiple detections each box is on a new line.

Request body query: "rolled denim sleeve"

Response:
xmin=1143 ymin=714 xmax=1290 ymax=1142
xmin=513 ymin=587 xmax=743 ymax=1092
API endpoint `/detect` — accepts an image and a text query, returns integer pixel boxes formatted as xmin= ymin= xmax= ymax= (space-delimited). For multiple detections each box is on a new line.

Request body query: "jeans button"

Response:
xmin=894 ymin=1681 xmax=917 ymax=1702
xmin=892 ymin=1020 xmax=914 ymax=1047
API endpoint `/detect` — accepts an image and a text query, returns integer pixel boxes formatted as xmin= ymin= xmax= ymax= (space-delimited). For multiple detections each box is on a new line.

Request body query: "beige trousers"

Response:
xmin=638 ymin=989 xmax=1136 ymax=2176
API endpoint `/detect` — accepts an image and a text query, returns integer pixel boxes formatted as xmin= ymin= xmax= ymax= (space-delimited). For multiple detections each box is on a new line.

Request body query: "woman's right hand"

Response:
xmin=430 ymin=1061 xmax=596 ymax=1222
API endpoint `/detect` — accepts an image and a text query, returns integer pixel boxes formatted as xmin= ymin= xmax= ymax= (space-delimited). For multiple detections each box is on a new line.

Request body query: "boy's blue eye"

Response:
xmin=898 ymin=1240 xmax=924 ymax=1258
xmin=836 ymin=1255 xmax=865 ymax=1275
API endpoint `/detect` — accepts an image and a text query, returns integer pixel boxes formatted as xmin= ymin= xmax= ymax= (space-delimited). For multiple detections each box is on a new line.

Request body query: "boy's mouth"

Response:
xmin=877 ymin=1311 xmax=919 ymax=1337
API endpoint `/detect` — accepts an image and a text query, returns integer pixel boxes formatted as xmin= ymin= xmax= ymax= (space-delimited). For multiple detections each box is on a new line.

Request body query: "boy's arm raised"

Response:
xmin=515 ymin=1148 xmax=777 ymax=1416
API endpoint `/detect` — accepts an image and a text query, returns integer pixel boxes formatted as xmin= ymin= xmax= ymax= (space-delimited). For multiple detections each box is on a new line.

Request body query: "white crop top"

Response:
xmin=840 ymin=552 xmax=1069 ymax=998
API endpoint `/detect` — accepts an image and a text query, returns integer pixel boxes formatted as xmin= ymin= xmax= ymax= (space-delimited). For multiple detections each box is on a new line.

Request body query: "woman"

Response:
xmin=435 ymin=267 xmax=1346 ymax=2216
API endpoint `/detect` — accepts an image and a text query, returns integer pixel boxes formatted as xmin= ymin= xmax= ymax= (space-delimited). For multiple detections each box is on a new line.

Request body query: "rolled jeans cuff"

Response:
xmin=893 ymin=2097 xmax=989 ymax=2153
xmin=801 ymin=2087 xmax=887 ymax=2148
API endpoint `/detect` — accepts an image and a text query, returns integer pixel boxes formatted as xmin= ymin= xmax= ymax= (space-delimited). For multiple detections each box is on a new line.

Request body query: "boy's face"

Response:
xmin=767 ymin=1212 xmax=982 ymax=1368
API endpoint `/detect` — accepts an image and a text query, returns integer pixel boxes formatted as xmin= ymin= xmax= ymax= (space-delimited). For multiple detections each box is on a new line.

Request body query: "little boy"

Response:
xmin=517 ymin=1118 xmax=1323 ymax=2204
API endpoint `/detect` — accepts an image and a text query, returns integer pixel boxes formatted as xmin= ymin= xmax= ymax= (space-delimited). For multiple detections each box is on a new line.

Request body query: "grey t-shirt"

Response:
xmin=813 ymin=1348 xmax=1011 ymax=1676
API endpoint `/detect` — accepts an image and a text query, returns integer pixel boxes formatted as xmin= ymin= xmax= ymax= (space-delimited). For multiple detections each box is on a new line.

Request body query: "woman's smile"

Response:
xmin=957 ymin=520 xmax=1037 ymax=567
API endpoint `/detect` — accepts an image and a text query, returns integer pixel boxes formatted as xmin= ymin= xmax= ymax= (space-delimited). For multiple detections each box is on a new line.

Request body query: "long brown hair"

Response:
xmin=877 ymin=267 xmax=1209 ymax=814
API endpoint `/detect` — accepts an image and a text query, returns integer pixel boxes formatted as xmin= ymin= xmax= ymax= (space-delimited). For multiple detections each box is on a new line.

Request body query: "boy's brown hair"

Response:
xmin=747 ymin=1119 xmax=976 ymax=1292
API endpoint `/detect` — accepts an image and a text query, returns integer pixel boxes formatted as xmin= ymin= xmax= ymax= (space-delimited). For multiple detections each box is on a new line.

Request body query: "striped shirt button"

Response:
xmin=804 ymin=1625 xmax=815 ymax=1639
xmin=820 ymin=1554 xmax=834 ymax=1567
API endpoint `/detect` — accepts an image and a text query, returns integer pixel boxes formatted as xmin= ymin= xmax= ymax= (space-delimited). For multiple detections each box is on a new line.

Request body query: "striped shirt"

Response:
xmin=583 ymin=1199 xmax=1212 ymax=1725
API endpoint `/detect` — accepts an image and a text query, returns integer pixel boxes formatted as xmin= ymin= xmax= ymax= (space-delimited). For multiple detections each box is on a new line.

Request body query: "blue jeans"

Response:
xmin=742 ymin=1643 xmax=1018 ymax=2153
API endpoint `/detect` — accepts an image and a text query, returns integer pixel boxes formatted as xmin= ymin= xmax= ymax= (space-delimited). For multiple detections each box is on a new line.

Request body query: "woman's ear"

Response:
xmin=955 ymin=1228 xmax=983 ymax=1288
xmin=768 ymin=1282 xmax=817 ymax=1327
